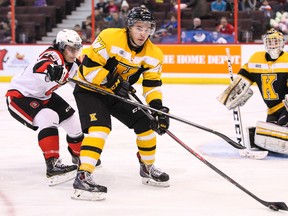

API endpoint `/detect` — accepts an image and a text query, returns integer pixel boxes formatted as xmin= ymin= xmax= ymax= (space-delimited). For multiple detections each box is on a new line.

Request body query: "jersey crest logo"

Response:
xmin=90 ymin=113 xmax=97 ymax=121
xmin=117 ymin=62 xmax=132 ymax=75
xmin=0 ymin=49 xmax=9 ymax=70
xmin=261 ymin=74 xmax=278 ymax=100
xmin=30 ymin=101 xmax=40 ymax=109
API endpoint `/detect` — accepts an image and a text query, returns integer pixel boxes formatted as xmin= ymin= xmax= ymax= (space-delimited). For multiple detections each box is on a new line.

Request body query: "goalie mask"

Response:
xmin=56 ymin=29 xmax=83 ymax=51
xmin=263 ymin=28 xmax=284 ymax=60
xmin=127 ymin=7 xmax=156 ymax=35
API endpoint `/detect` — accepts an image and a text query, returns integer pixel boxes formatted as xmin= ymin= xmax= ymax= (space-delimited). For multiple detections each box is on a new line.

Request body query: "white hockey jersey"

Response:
xmin=6 ymin=46 xmax=80 ymax=100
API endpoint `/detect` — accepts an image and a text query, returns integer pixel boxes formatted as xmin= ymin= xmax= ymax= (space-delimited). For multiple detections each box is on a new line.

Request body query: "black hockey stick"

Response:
xmin=128 ymin=92 xmax=287 ymax=211
xmin=166 ymin=129 xmax=288 ymax=211
xmin=68 ymin=78 xmax=261 ymax=153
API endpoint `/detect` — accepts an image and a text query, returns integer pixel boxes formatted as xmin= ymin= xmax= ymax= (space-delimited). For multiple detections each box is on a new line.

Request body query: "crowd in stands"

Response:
xmin=0 ymin=0 xmax=84 ymax=43
xmin=1 ymin=0 xmax=288 ymax=44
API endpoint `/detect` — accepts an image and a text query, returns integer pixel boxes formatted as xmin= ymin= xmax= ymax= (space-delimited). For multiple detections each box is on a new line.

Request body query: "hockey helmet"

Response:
xmin=56 ymin=29 xmax=82 ymax=51
xmin=127 ymin=7 xmax=156 ymax=35
xmin=263 ymin=28 xmax=284 ymax=59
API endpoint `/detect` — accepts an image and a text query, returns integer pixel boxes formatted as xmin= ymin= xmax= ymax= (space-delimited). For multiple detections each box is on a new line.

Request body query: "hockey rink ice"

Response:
xmin=0 ymin=82 xmax=288 ymax=216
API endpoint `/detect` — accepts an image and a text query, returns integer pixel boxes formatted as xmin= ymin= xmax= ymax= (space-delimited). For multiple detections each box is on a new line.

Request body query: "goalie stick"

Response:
xmin=225 ymin=48 xmax=268 ymax=159
xmin=68 ymin=78 xmax=266 ymax=159
xmin=128 ymin=92 xmax=287 ymax=211
xmin=225 ymin=48 xmax=245 ymax=146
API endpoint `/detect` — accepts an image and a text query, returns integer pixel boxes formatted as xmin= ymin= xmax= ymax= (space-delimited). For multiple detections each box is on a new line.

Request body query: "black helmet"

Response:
xmin=127 ymin=7 xmax=156 ymax=35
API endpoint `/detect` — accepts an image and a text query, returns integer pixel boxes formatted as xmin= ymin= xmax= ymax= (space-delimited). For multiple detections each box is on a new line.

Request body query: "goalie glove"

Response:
xmin=46 ymin=64 xmax=69 ymax=85
xmin=283 ymin=94 xmax=288 ymax=111
xmin=217 ymin=76 xmax=253 ymax=110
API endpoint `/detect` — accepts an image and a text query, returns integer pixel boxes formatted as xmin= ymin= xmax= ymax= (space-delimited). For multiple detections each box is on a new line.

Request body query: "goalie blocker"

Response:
xmin=218 ymin=76 xmax=253 ymax=110
xmin=247 ymin=121 xmax=288 ymax=155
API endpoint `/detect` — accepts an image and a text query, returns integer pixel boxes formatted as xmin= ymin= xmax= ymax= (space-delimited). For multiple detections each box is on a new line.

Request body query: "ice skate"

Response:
xmin=68 ymin=147 xmax=102 ymax=167
xmin=46 ymin=157 xmax=78 ymax=186
xmin=71 ymin=171 xmax=107 ymax=201
xmin=137 ymin=152 xmax=170 ymax=187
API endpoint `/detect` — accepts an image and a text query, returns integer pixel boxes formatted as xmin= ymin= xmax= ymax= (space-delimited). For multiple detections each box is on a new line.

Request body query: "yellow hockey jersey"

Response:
xmin=239 ymin=51 xmax=288 ymax=115
xmin=77 ymin=28 xmax=164 ymax=105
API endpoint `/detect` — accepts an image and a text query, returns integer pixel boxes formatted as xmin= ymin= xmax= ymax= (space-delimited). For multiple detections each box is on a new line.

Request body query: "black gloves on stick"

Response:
xmin=106 ymin=74 xmax=135 ymax=98
xmin=47 ymin=64 xmax=68 ymax=85
xmin=149 ymin=99 xmax=170 ymax=135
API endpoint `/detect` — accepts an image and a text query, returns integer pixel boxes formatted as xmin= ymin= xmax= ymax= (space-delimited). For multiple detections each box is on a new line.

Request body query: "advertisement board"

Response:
xmin=0 ymin=44 xmax=265 ymax=83
xmin=159 ymin=44 xmax=241 ymax=73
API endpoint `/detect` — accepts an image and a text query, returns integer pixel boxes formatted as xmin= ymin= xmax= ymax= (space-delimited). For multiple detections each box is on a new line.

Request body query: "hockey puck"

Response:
xmin=269 ymin=205 xmax=279 ymax=211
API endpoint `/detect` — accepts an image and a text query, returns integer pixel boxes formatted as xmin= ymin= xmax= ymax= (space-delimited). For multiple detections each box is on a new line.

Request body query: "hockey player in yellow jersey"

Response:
xmin=71 ymin=7 xmax=170 ymax=201
xmin=218 ymin=28 xmax=288 ymax=155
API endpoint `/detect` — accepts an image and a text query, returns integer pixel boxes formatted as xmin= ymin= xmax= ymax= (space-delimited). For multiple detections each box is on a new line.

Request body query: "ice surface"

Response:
xmin=0 ymin=83 xmax=287 ymax=216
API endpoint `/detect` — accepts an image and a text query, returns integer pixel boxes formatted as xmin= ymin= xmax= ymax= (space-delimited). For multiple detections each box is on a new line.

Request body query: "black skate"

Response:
xmin=68 ymin=147 xmax=102 ymax=167
xmin=46 ymin=157 xmax=78 ymax=186
xmin=137 ymin=152 xmax=170 ymax=187
xmin=71 ymin=171 xmax=107 ymax=201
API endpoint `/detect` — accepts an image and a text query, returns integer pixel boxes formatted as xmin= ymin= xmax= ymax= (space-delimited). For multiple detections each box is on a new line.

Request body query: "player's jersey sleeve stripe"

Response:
xmin=143 ymin=87 xmax=162 ymax=103
xmin=33 ymin=60 xmax=51 ymax=74
xmin=142 ymin=79 xmax=162 ymax=87
xmin=134 ymin=55 xmax=160 ymax=67
xmin=110 ymin=46 xmax=131 ymax=59
xmin=82 ymin=55 xmax=102 ymax=68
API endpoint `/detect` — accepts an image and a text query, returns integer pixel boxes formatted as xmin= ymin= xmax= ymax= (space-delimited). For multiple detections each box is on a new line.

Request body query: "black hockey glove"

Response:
xmin=106 ymin=74 xmax=135 ymax=98
xmin=46 ymin=64 xmax=68 ymax=85
xmin=149 ymin=99 xmax=170 ymax=135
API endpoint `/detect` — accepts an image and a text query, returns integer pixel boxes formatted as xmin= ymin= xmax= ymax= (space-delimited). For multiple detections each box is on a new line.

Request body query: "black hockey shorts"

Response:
xmin=266 ymin=107 xmax=288 ymax=126
xmin=73 ymin=85 xmax=151 ymax=134
xmin=6 ymin=92 xmax=75 ymax=131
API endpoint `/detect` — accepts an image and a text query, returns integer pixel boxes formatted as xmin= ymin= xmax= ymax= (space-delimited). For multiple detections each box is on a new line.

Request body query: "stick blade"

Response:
xmin=267 ymin=202 xmax=288 ymax=211
xmin=238 ymin=149 xmax=268 ymax=160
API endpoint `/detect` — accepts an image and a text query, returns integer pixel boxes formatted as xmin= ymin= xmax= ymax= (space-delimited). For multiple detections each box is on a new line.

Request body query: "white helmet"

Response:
xmin=56 ymin=29 xmax=82 ymax=50
xmin=263 ymin=28 xmax=284 ymax=59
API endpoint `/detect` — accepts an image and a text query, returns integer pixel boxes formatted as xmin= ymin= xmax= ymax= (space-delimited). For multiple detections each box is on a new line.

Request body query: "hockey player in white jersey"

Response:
xmin=5 ymin=29 xmax=100 ymax=186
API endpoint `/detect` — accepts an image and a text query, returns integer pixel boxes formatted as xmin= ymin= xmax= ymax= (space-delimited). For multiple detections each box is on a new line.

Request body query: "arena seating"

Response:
xmin=0 ymin=0 xmax=83 ymax=43
xmin=0 ymin=0 xmax=267 ymax=43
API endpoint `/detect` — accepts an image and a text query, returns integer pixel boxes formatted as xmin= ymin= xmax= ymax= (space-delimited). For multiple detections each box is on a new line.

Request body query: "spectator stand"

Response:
xmin=181 ymin=30 xmax=234 ymax=43
xmin=0 ymin=0 xmax=83 ymax=43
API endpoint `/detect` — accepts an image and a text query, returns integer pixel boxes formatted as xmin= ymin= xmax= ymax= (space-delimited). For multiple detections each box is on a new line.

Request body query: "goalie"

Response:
xmin=218 ymin=28 xmax=288 ymax=155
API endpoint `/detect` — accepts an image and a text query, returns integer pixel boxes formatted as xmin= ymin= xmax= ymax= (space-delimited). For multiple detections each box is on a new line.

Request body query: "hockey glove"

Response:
xmin=47 ymin=64 xmax=69 ymax=85
xmin=106 ymin=74 xmax=135 ymax=98
xmin=149 ymin=100 xmax=170 ymax=135
xmin=217 ymin=77 xmax=253 ymax=110
xmin=283 ymin=94 xmax=288 ymax=111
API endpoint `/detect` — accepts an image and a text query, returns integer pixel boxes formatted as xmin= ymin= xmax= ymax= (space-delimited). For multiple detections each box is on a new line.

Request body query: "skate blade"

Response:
xmin=47 ymin=170 xmax=77 ymax=186
xmin=71 ymin=189 xmax=106 ymax=201
xmin=141 ymin=177 xmax=170 ymax=187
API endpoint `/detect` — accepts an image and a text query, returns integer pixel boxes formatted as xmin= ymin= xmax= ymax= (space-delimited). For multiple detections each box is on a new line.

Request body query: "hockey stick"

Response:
xmin=225 ymin=48 xmax=245 ymax=146
xmin=68 ymin=78 xmax=265 ymax=159
xmin=128 ymin=92 xmax=287 ymax=211
xmin=225 ymin=48 xmax=268 ymax=159
xmin=166 ymin=129 xmax=288 ymax=211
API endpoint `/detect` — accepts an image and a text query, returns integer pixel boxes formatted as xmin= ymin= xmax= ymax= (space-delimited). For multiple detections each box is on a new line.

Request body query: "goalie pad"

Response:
xmin=283 ymin=94 xmax=288 ymax=111
xmin=217 ymin=76 xmax=253 ymax=110
xmin=254 ymin=121 xmax=288 ymax=155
